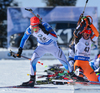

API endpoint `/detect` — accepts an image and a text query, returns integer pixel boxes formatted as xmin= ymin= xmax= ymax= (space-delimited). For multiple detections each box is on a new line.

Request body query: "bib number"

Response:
xmin=84 ymin=47 xmax=90 ymax=52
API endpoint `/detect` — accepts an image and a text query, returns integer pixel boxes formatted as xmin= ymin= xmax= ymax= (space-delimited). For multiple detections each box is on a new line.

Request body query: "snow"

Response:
xmin=0 ymin=59 xmax=100 ymax=93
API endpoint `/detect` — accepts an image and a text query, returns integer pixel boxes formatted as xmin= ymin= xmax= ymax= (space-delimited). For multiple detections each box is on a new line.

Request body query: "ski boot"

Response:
xmin=69 ymin=71 xmax=88 ymax=82
xmin=21 ymin=75 xmax=35 ymax=87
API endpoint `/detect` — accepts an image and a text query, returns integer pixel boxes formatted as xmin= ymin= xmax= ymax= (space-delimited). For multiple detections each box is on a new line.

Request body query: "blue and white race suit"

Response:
xmin=19 ymin=22 xmax=72 ymax=75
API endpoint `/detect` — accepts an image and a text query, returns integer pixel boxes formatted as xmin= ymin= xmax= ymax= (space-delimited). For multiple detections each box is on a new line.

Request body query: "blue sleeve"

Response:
xmin=20 ymin=27 xmax=31 ymax=48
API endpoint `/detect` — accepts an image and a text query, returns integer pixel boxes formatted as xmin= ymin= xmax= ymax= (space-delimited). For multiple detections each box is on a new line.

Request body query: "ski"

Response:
xmin=52 ymin=79 xmax=74 ymax=85
xmin=0 ymin=85 xmax=57 ymax=88
xmin=52 ymin=79 xmax=100 ymax=85
xmin=36 ymin=80 xmax=53 ymax=85
xmin=74 ymin=81 xmax=100 ymax=85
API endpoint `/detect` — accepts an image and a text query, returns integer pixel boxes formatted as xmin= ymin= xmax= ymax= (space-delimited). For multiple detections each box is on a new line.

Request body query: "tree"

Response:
xmin=0 ymin=0 xmax=18 ymax=48
xmin=43 ymin=0 xmax=77 ymax=7
xmin=0 ymin=0 xmax=18 ymax=21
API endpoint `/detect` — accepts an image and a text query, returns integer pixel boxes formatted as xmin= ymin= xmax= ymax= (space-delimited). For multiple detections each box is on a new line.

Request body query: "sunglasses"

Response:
xmin=32 ymin=25 xmax=38 ymax=27
xmin=84 ymin=33 xmax=90 ymax=37
xmin=86 ymin=34 xmax=90 ymax=37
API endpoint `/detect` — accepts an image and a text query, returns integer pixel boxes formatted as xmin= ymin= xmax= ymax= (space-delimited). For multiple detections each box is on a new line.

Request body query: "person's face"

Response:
xmin=82 ymin=33 xmax=90 ymax=40
xmin=31 ymin=26 xmax=39 ymax=33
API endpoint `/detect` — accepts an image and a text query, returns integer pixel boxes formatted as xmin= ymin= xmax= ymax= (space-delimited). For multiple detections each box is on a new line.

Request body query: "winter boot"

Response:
xmin=21 ymin=75 xmax=35 ymax=87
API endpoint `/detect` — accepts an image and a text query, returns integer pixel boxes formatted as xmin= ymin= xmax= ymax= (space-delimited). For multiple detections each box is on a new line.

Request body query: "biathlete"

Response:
xmin=16 ymin=16 xmax=73 ymax=87
xmin=73 ymin=15 xmax=99 ymax=82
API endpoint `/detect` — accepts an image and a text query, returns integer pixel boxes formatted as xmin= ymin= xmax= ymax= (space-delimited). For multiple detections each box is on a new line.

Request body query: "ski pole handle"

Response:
xmin=25 ymin=8 xmax=36 ymax=17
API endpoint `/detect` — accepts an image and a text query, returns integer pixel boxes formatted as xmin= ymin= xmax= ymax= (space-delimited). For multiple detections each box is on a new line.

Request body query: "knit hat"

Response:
xmin=84 ymin=29 xmax=92 ymax=34
xmin=30 ymin=16 xmax=40 ymax=26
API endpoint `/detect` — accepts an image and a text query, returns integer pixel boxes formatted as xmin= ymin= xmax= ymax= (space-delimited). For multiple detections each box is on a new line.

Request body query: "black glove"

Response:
xmin=38 ymin=24 xmax=49 ymax=35
xmin=17 ymin=47 xmax=23 ymax=58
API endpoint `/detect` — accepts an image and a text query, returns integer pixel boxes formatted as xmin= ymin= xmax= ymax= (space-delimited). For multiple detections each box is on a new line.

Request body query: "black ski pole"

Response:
xmin=25 ymin=8 xmax=42 ymax=23
xmin=9 ymin=50 xmax=43 ymax=65
xmin=82 ymin=0 xmax=89 ymax=16
xmin=77 ymin=0 xmax=89 ymax=25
